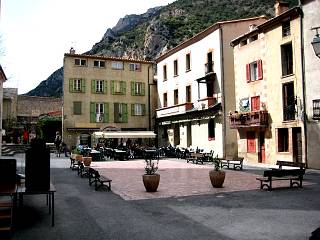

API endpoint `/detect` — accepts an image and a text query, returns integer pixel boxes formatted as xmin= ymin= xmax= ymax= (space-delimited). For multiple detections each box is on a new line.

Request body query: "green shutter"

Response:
xmin=91 ymin=80 xmax=96 ymax=93
xmin=90 ymin=102 xmax=96 ymax=123
xmin=111 ymin=80 xmax=115 ymax=95
xmin=114 ymin=103 xmax=119 ymax=122
xmin=121 ymin=81 xmax=126 ymax=95
xmin=131 ymin=82 xmax=135 ymax=96
xmin=69 ymin=79 xmax=74 ymax=93
xmin=103 ymin=102 xmax=109 ymax=123
xmin=142 ymin=104 xmax=146 ymax=116
xmin=104 ymin=80 xmax=108 ymax=94
xmin=141 ymin=83 xmax=145 ymax=96
xmin=81 ymin=79 xmax=86 ymax=93
xmin=131 ymin=104 xmax=135 ymax=116
xmin=123 ymin=104 xmax=128 ymax=122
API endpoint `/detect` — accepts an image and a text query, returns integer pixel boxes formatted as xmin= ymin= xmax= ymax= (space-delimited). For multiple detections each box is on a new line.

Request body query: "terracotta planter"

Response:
xmin=142 ymin=173 xmax=160 ymax=192
xmin=209 ymin=170 xmax=225 ymax=188
xmin=83 ymin=157 xmax=92 ymax=166
xmin=75 ymin=154 xmax=83 ymax=162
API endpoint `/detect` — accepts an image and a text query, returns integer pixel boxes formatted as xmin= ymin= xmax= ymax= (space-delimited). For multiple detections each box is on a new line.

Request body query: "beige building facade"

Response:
xmin=301 ymin=0 xmax=320 ymax=169
xmin=63 ymin=53 xmax=155 ymax=148
xmin=231 ymin=6 xmax=305 ymax=165
xmin=156 ymin=17 xmax=267 ymax=157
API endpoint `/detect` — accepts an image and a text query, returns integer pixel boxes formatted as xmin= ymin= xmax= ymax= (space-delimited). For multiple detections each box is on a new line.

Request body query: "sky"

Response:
xmin=0 ymin=0 xmax=176 ymax=94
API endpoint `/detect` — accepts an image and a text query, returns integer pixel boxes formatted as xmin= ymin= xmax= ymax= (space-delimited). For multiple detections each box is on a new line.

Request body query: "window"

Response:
xmin=283 ymin=82 xmax=295 ymax=121
xmin=131 ymin=82 xmax=145 ymax=96
xmin=247 ymin=131 xmax=256 ymax=153
xmin=114 ymin=103 xmax=128 ymax=123
xmin=281 ymin=42 xmax=293 ymax=76
xmin=174 ymin=89 xmax=179 ymax=105
xmin=129 ymin=63 xmax=141 ymax=71
xmin=90 ymin=102 xmax=109 ymax=123
xmin=163 ymin=65 xmax=167 ymax=81
xmin=206 ymin=52 xmax=214 ymax=73
xmin=282 ymin=21 xmax=291 ymax=37
xmin=75 ymin=58 xmax=86 ymax=66
xmin=131 ymin=103 xmax=145 ymax=116
xmin=249 ymin=35 xmax=258 ymax=42
xmin=111 ymin=61 xmax=124 ymax=70
xmin=246 ymin=60 xmax=263 ymax=82
xmin=240 ymin=39 xmax=247 ymax=47
xmin=251 ymin=96 xmax=260 ymax=111
xmin=94 ymin=60 xmax=105 ymax=68
xmin=278 ymin=128 xmax=289 ymax=152
xmin=111 ymin=81 xmax=126 ymax=95
xmin=69 ymin=78 xmax=85 ymax=93
xmin=163 ymin=93 xmax=167 ymax=107
xmin=313 ymin=99 xmax=320 ymax=119
xmin=91 ymin=80 xmax=105 ymax=93
xmin=186 ymin=53 xmax=191 ymax=72
xmin=73 ymin=102 xmax=82 ymax=115
xmin=174 ymin=60 xmax=178 ymax=77
xmin=186 ymin=86 xmax=191 ymax=102
xmin=208 ymin=119 xmax=215 ymax=140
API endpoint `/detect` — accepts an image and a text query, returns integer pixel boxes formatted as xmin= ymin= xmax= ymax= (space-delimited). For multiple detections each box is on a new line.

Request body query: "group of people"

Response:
xmin=54 ymin=131 xmax=69 ymax=157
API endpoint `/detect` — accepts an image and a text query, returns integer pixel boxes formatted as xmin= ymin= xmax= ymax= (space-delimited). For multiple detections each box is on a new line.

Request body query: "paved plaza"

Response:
xmin=2 ymin=154 xmax=320 ymax=240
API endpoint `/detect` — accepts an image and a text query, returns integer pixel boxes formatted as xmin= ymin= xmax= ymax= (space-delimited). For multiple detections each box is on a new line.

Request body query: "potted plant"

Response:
xmin=142 ymin=159 xmax=160 ymax=192
xmin=209 ymin=155 xmax=225 ymax=188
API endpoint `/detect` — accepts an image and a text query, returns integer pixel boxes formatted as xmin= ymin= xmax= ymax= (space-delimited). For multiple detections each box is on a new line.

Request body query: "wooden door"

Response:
xmin=292 ymin=127 xmax=302 ymax=163
xmin=259 ymin=132 xmax=265 ymax=163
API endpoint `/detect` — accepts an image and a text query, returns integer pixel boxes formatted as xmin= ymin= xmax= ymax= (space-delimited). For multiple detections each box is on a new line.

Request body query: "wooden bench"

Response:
xmin=88 ymin=168 xmax=112 ymax=191
xmin=186 ymin=153 xmax=205 ymax=164
xmin=276 ymin=160 xmax=305 ymax=170
xmin=220 ymin=157 xmax=244 ymax=170
xmin=256 ymin=168 xmax=305 ymax=191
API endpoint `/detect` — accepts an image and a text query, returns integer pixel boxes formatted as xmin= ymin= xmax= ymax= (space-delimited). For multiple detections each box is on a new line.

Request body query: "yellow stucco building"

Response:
xmin=230 ymin=5 xmax=305 ymax=165
xmin=63 ymin=52 xmax=155 ymax=148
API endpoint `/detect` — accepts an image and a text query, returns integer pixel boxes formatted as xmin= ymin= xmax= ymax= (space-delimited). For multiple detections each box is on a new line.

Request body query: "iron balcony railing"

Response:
xmin=229 ymin=110 xmax=269 ymax=129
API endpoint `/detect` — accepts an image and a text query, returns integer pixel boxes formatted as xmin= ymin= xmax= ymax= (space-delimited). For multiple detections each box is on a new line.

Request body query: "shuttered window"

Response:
xmin=69 ymin=78 xmax=85 ymax=93
xmin=91 ymin=80 xmax=107 ymax=94
xmin=246 ymin=59 xmax=263 ymax=82
xmin=73 ymin=102 xmax=82 ymax=115
xmin=90 ymin=102 xmax=109 ymax=123
xmin=131 ymin=82 xmax=145 ymax=96
xmin=111 ymin=81 xmax=126 ymax=95
xmin=251 ymin=96 xmax=260 ymax=111
xmin=114 ymin=103 xmax=128 ymax=123
xmin=247 ymin=131 xmax=256 ymax=153
xmin=131 ymin=103 xmax=146 ymax=116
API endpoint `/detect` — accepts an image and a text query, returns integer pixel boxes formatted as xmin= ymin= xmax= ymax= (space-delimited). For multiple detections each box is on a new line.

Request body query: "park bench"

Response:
xmin=276 ymin=160 xmax=305 ymax=170
xmin=88 ymin=168 xmax=112 ymax=191
xmin=220 ymin=157 xmax=244 ymax=170
xmin=256 ymin=168 xmax=305 ymax=190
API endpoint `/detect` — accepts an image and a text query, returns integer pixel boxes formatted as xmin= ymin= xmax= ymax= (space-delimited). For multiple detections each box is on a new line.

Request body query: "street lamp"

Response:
xmin=311 ymin=26 xmax=320 ymax=58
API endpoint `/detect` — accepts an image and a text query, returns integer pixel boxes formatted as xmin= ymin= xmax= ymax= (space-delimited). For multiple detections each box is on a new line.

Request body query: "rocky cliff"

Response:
xmin=24 ymin=0 xmax=298 ymax=97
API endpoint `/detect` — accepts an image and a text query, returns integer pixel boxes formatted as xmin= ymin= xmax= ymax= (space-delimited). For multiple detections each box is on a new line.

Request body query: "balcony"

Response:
xmin=205 ymin=62 xmax=214 ymax=74
xmin=229 ymin=110 xmax=269 ymax=129
xmin=197 ymin=97 xmax=217 ymax=110
xmin=156 ymin=102 xmax=194 ymax=118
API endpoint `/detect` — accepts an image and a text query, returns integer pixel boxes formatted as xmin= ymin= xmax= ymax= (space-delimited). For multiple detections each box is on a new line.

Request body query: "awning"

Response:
xmin=92 ymin=131 xmax=156 ymax=139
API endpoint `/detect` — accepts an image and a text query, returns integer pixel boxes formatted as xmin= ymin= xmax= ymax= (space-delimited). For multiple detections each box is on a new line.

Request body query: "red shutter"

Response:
xmin=257 ymin=59 xmax=263 ymax=80
xmin=247 ymin=131 xmax=256 ymax=153
xmin=251 ymin=96 xmax=260 ymax=111
xmin=246 ymin=64 xmax=251 ymax=82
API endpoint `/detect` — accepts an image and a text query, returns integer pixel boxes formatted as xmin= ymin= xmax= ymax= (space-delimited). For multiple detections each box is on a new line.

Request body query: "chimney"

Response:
xmin=249 ymin=24 xmax=257 ymax=31
xmin=69 ymin=47 xmax=75 ymax=54
xmin=274 ymin=1 xmax=289 ymax=17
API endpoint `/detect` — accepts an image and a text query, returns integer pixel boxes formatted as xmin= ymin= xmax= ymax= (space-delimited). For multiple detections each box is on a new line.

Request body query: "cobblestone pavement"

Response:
xmin=92 ymin=159 xmax=313 ymax=200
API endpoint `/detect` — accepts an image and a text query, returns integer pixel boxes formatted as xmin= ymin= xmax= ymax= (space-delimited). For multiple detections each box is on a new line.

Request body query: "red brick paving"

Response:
xmin=91 ymin=160 xmax=308 ymax=200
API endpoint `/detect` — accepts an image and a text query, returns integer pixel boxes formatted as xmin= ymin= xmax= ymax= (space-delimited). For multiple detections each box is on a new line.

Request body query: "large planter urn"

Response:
xmin=142 ymin=173 xmax=160 ymax=192
xmin=83 ymin=157 xmax=92 ymax=166
xmin=209 ymin=170 xmax=225 ymax=188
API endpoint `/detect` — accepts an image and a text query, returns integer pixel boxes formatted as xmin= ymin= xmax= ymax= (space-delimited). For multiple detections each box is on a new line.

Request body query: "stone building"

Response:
xmin=0 ymin=65 xmax=7 ymax=155
xmin=63 ymin=52 xmax=156 ymax=148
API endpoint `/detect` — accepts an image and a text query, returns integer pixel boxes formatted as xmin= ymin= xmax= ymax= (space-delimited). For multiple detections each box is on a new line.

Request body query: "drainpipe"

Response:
xmin=219 ymin=26 xmax=227 ymax=158
xmin=299 ymin=7 xmax=308 ymax=167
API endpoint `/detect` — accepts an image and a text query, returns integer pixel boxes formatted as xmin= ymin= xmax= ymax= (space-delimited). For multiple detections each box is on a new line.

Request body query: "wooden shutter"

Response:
xmin=69 ymin=79 xmax=74 ymax=93
xmin=131 ymin=104 xmax=135 ymax=116
xmin=90 ymin=102 xmax=95 ymax=123
xmin=121 ymin=81 xmax=126 ymax=94
xmin=251 ymin=96 xmax=260 ymax=111
xmin=257 ymin=59 xmax=263 ymax=80
xmin=246 ymin=64 xmax=251 ymax=82
xmin=131 ymin=82 xmax=135 ymax=96
xmin=111 ymin=80 xmax=115 ymax=94
xmin=114 ymin=103 xmax=119 ymax=122
xmin=142 ymin=104 xmax=146 ymax=116
xmin=141 ymin=83 xmax=145 ymax=96
xmin=104 ymin=80 xmax=108 ymax=94
xmin=123 ymin=104 xmax=128 ymax=122
xmin=81 ymin=79 xmax=86 ymax=92
xmin=91 ymin=80 xmax=96 ymax=93
xmin=103 ymin=103 xmax=109 ymax=123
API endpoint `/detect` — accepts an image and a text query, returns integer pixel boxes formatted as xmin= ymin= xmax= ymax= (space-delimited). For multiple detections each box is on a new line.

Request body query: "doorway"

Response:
xmin=258 ymin=132 xmax=265 ymax=163
xmin=187 ymin=123 xmax=192 ymax=147
xmin=174 ymin=124 xmax=180 ymax=146
xmin=292 ymin=127 xmax=302 ymax=163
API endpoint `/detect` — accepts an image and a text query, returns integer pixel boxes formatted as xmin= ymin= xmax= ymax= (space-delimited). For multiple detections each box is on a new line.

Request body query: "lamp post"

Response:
xmin=311 ymin=26 xmax=320 ymax=58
